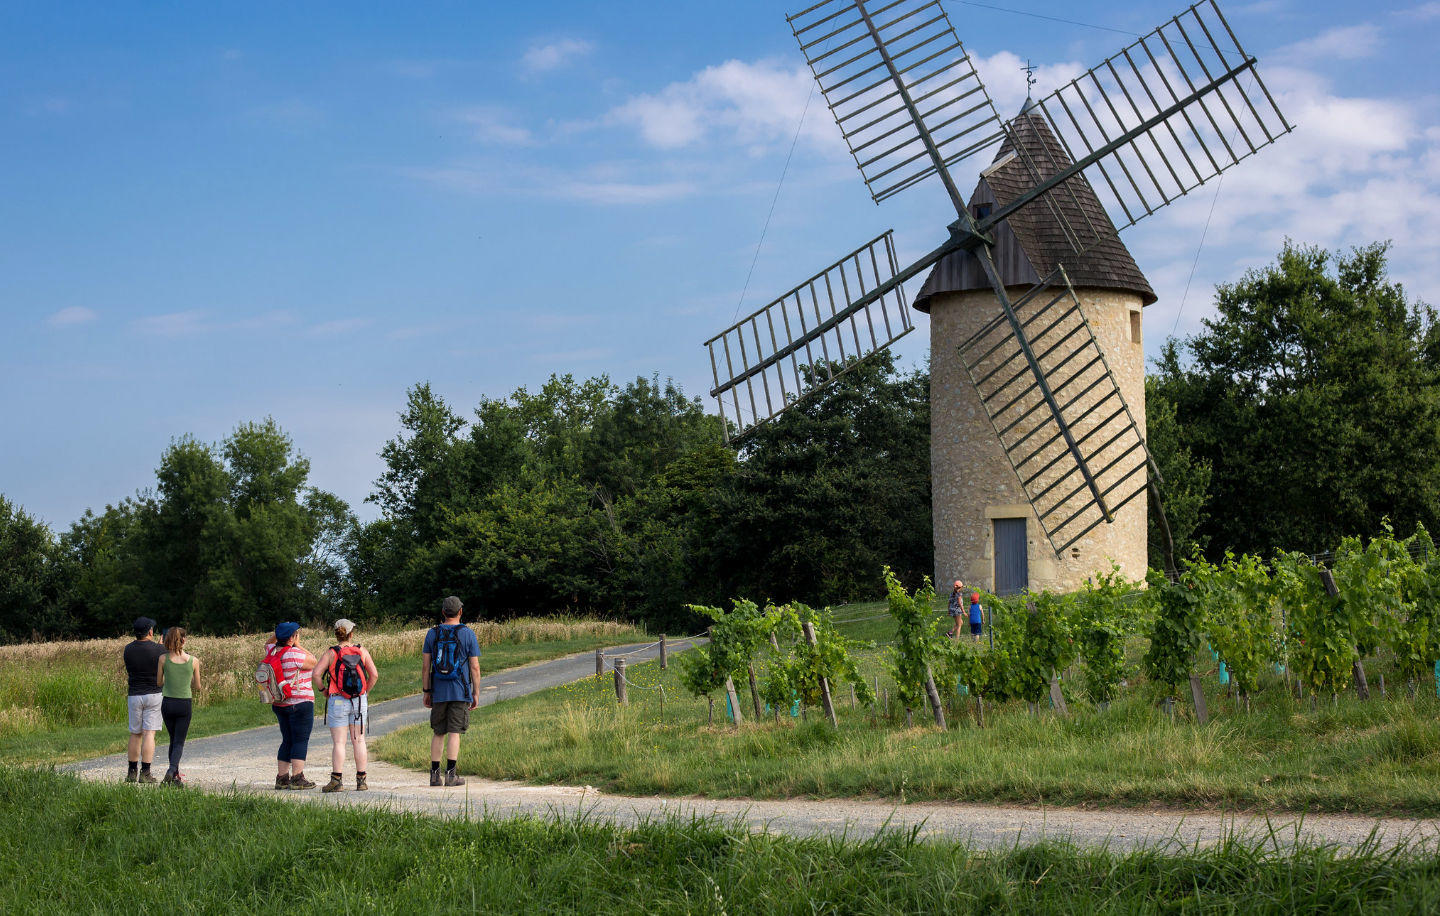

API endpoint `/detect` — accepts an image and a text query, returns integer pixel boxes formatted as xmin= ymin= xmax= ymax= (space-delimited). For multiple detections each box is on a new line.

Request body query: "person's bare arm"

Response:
xmin=468 ymin=656 xmax=481 ymax=709
xmin=191 ymin=656 xmax=202 ymax=696
xmin=421 ymin=653 xmax=433 ymax=708
xmin=156 ymin=657 xmax=165 ymax=687
xmin=362 ymin=648 xmax=378 ymax=689
xmin=311 ymin=649 xmax=332 ymax=693
xmin=298 ymin=647 xmax=317 ymax=671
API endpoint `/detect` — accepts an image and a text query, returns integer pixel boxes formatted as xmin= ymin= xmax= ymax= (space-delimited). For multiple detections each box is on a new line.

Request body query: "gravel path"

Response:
xmin=67 ymin=640 xmax=1440 ymax=852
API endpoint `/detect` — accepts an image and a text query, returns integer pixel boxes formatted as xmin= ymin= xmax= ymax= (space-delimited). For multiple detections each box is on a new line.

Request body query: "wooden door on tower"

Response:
xmin=993 ymin=518 xmax=1029 ymax=597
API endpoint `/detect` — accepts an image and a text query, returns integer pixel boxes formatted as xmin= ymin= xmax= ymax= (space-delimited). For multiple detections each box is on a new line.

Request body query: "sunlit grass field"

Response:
xmin=0 ymin=617 xmax=642 ymax=766
xmin=3 ymin=766 xmax=1438 ymax=914
xmin=373 ymin=601 xmax=1440 ymax=815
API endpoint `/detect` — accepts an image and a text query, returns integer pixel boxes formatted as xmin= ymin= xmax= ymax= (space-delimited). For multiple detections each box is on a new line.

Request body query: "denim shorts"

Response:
xmin=325 ymin=694 xmax=368 ymax=728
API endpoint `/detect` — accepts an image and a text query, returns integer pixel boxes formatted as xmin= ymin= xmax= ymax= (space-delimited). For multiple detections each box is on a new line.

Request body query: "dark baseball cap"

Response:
xmin=133 ymin=617 xmax=156 ymax=636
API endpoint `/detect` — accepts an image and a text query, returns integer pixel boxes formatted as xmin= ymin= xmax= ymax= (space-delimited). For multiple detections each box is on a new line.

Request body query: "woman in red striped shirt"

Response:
xmin=264 ymin=622 xmax=317 ymax=790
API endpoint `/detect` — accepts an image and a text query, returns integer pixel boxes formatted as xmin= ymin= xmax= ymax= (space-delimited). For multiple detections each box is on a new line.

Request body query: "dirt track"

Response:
xmin=66 ymin=640 xmax=1440 ymax=851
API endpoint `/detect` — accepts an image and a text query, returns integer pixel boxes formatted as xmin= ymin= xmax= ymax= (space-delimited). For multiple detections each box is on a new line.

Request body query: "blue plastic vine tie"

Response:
xmin=1218 ymin=662 xmax=1229 ymax=686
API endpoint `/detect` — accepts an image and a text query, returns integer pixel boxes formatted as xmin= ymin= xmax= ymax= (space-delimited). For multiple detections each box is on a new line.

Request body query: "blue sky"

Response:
xmin=5 ymin=0 xmax=1439 ymax=529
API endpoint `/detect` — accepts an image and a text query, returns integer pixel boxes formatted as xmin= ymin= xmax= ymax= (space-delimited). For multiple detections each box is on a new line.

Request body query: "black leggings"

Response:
xmin=161 ymin=697 xmax=192 ymax=775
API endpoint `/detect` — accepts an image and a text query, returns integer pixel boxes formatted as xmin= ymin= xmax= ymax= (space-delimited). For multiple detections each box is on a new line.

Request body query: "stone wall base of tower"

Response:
xmin=930 ymin=286 xmax=1150 ymax=595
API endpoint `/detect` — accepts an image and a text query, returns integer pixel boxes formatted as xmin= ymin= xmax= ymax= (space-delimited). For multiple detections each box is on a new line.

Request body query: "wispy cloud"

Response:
xmin=133 ymin=310 xmax=295 ymax=337
xmin=306 ymin=318 xmax=373 ymax=337
xmin=46 ymin=306 xmax=97 ymax=328
xmin=452 ymin=107 xmax=533 ymax=145
xmin=404 ymin=162 xmax=697 ymax=205
xmin=522 ymin=38 xmax=593 ymax=74
xmin=1277 ymin=24 xmax=1384 ymax=63
xmin=1397 ymin=2 xmax=1440 ymax=20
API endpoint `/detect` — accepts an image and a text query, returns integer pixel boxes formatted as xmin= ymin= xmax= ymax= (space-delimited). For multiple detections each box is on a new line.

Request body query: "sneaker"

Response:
xmin=443 ymin=769 xmax=466 ymax=787
xmin=430 ymin=769 xmax=442 ymax=787
xmin=138 ymin=771 xmax=157 ymax=784
xmin=289 ymin=774 xmax=317 ymax=790
xmin=162 ymin=772 xmax=186 ymax=788
xmin=125 ymin=770 xmax=138 ymax=783
xmin=275 ymin=774 xmax=291 ymax=790
xmin=356 ymin=774 xmax=368 ymax=791
xmin=322 ymin=775 xmax=344 ymax=793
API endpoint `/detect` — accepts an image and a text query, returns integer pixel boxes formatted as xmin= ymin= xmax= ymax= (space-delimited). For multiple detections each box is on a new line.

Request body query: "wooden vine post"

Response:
xmin=595 ymin=648 xmax=604 ymax=679
xmin=923 ymin=666 xmax=947 ymax=729
xmin=659 ymin=634 xmax=668 ymax=669
xmin=724 ymin=677 xmax=744 ymax=726
xmin=614 ymin=657 xmax=628 ymax=706
xmin=802 ymin=622 xmax=838 ymax=728
xmin=747 ymin=664 xmax=762 ymax=721
xmin=1048 ymin=671 xmax=1069 ymax=718
xmin=1319 ymin=568 xmax=1369 ymax=700
xmin=1189 ymin=673 xmax=1208 ymax=724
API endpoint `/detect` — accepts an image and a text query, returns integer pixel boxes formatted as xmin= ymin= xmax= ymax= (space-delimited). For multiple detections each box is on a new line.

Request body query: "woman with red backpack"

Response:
xmin=311 ymin=619 xmax=378 ymax=793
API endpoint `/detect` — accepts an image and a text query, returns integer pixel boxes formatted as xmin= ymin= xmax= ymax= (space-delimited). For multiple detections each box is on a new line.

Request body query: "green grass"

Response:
xmin=372 ymin=601 xmax=1440 ymax=816
xmin=0 ymin=629 xmax=641 ymax=767
xmin=2 ymin=766 xmax=1438 ymax=914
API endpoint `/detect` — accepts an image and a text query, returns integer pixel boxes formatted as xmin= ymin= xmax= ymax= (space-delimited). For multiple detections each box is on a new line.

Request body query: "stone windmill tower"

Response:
xmin=700 ymin=0 xmax=1291 ymax=596
xmin=915 ymin=102 xmax=1157 ymax=595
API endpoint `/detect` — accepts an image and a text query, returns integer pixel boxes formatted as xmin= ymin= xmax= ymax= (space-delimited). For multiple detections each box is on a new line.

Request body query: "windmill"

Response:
xmin=702 ymin=0 xmax=1291 ymax=593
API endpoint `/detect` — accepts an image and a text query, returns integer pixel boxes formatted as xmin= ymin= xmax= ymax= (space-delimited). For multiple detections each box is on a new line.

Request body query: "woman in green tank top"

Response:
xmin=155 ymin=627 xmax=201 ymax=786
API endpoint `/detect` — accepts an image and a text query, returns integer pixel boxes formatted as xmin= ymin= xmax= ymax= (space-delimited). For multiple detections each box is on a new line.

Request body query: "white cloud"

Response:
xmin=46 ymin=306 xmax=97 ymax=328
xmin=133 ymin=310 xmax=295 ymax=337
xmin=522 ymin=38 xmax=593 ymax=74
xmin=307 ymin=318 xmax=373 ymax=337
xmin=1396 ymin=2 xmax=1440 ymax=20
xmin=1276 ymin=24 xmax=1383 ymax=64
xmin=452 ymin=107 xmax=533 ymax=145
xmin=609 ymin=59 xmax=840 ymax=155
xmin=405 ymin=162 xmax=696 ymax=205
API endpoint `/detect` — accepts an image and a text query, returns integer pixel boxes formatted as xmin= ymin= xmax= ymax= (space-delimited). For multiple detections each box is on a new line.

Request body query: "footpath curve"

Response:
xmin=66 ymin=639 xmax=1440 ymax=852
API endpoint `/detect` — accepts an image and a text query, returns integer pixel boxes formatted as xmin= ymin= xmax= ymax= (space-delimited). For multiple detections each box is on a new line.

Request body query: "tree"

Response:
xmin=1150 ymin=241 xmax=1440 ymax=556
xmin=1145 ymin=377 xmax=1211 ymax=560
xmin=0 ymin=497 xmax=58 ymax=642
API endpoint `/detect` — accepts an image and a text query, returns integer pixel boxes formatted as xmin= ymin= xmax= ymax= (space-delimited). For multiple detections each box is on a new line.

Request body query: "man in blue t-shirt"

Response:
xmin=421 ymin=596 xmax=481 ymax=787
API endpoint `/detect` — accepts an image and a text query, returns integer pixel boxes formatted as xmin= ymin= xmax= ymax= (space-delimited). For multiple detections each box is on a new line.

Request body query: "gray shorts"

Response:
xmin=127 ymin=693 xmax=162 ymax=734
xmin=325 ymin=694 xmax=368 ymax=728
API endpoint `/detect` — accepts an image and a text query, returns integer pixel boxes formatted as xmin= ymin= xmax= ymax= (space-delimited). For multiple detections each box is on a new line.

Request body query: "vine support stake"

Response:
xmin=615 ymin=657 xmax=628 ymax=706
xmin=1320 ymin=568 xmax=1369 ymax=700
xmin=803 ymin=622 xmax=838 ymax=728
xmin=923 ymin=665 xmax=947 ymax=729
xmin=1048 ymin=671 xmax=1069 ymax=718
xmin=724 ymin=677 xmax=744 ymax=726
xmin=747 ymin=664 xmax=762 ymax=722
xmin=1188 ymin=674 xmax=1208 ymax=724
xmin=659 ymin=635 xmax=667 ymax=670
xmin=595 ymin=648 xmax=604 ymax=679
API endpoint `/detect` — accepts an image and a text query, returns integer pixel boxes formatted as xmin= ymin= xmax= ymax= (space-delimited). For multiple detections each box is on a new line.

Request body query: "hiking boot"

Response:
xmin=289 ymin=774 xmax=317 ymax=790
xmin=275 ymin=774 xmax=291 ymax=790
xmin=443 ymin=769 xmax=466 ymax=787
xmin=138 ymin=771 xmax=157 ymax=784
xmin=356 ymin=774 xmax=368 ymax=791
xmin=125 ymin=770 xmax=138 ymax=783
xmin=322 ymin=775 xmax=344 ymax=793
xmin=162 ymin=772 xmax=186 ymax=788
xmin=430 ymin=769 xmax=442 ymax=787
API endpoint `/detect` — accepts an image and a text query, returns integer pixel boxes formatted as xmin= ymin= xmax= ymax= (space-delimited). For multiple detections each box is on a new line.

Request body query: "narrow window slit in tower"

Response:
xmin=1129 ymin=309 xmax=1141 ymax=344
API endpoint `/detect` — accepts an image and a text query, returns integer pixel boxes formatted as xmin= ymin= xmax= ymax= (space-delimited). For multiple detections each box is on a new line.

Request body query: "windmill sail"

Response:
xmin=788 ymin=0 xmax=1008 ymax=203
xmin=705 ymin=231 xmax=912 ymax=442
xmin=956 ymin=268 xmax=1148 ymax=553
xmin=979 ymin=0 xmax=1292 ymax=252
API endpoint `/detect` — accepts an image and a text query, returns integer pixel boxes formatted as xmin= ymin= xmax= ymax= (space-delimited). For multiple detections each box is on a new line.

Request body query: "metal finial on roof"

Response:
xmin=1023 ymin=59 xmax=1037 ymax=99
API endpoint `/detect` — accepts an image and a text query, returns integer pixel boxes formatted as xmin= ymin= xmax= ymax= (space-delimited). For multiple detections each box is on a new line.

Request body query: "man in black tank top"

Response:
xmin=122 ymin=617 xmax=166 ymax=783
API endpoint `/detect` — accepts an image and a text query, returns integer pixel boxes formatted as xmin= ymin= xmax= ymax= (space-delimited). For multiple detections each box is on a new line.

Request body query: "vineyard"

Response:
xmin=680 ymin=524 xmax=1440 ymax=728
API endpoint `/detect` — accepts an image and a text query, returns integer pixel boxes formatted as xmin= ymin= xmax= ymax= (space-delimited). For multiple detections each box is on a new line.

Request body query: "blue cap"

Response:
xmin=274 ymin=622 xmax=301 ymax=641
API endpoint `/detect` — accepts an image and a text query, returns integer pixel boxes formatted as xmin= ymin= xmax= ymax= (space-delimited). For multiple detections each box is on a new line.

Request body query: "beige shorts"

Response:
xmin=127 ymin=693 xmax=162 ymax=734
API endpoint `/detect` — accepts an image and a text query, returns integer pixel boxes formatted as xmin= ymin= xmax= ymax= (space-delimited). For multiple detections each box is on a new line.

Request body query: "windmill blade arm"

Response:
xmin=704 ymin=230 xmax=926 ymax=442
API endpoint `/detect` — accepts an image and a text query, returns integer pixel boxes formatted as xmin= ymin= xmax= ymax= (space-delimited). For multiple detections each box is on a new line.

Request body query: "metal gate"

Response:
xmin=993 ymin=518 xmax=1029 ymax=596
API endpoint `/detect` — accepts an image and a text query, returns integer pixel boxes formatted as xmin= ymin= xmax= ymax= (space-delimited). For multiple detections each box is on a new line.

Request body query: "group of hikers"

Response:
xmin=121 ymin=595 xmax=482 ymax=791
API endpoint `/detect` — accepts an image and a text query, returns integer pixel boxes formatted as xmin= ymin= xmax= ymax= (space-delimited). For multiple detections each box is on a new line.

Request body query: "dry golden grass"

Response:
xmin=0 ymin=617 xmax=642 ymax=710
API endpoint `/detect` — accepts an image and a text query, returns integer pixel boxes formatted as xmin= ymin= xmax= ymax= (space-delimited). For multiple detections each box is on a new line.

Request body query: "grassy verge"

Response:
xmin=0 ymin=618 xmax=641 ymax=766
xmin=373 ymin=602 xmax=1440 ymax=815
xmin=2 ymin=767 xmax=1437 ymax=914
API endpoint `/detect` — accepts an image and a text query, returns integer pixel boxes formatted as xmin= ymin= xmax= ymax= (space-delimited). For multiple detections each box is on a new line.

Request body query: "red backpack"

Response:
xmin=327 ymin=645 xmax=370 ymax=699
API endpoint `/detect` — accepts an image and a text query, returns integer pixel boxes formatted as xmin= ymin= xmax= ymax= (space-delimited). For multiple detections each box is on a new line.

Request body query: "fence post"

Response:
xmin=659 ymin=634 xmax=668 ymax=670
xmin=747 ymin=663 xmax=762 ymax=721
xmin=1188 ymin=674 xmax=1208 ymax=724
xmin=595 ymin=648 xmax=604 ymax=679
xmin=802 ymin=622 xmax=838 ymax=728
xmin=769 ymin=632 xmax=781 ymax=653
xmin=614 ymin=657 xmax=628 ymax=706
xmin=1320 ymin=568 xmax=1369 ymax=700
xmin=923 ymin=666 xmax=947 ymax=729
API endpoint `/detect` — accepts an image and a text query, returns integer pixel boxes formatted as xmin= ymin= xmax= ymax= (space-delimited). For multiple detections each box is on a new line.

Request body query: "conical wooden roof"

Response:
xmin=913 ymin=105 xmax=1156 ymax=312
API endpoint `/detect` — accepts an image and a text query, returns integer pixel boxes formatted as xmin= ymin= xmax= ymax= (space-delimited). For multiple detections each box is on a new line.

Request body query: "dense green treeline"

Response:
xmin=0 ymin=355 xmax=930 ymax=642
